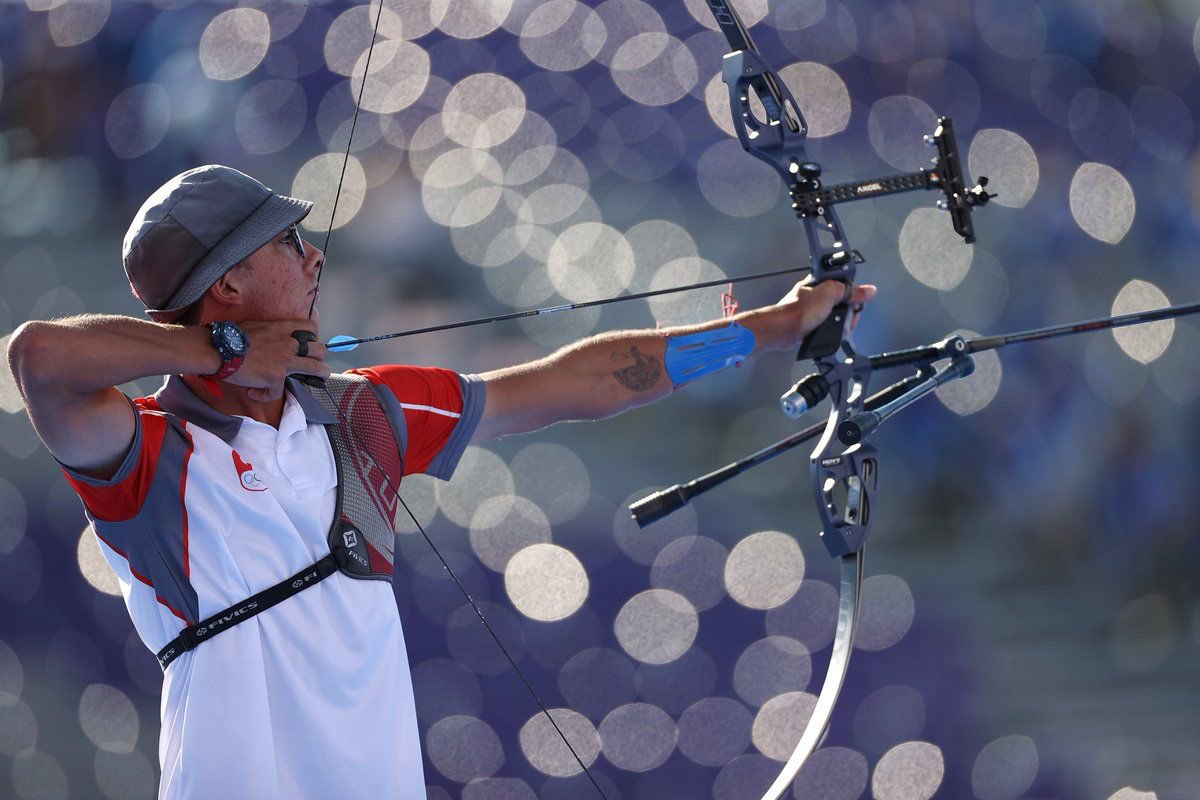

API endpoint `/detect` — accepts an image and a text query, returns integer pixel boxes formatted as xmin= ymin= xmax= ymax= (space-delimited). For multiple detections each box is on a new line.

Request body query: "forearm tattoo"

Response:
xmin=611 ymin=346 xmax=663 ymax=392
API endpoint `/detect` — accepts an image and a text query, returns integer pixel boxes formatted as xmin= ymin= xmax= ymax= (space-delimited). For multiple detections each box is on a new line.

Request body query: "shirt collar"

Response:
xmin=154 ymin=375 xmax=338 ymax=443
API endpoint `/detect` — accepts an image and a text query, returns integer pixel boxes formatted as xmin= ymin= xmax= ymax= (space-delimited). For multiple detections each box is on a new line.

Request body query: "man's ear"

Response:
xmin=208 ymin=266 xmax=246 ymax=306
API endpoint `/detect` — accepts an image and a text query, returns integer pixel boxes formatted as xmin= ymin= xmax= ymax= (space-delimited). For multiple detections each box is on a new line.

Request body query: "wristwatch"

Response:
xmin=203 ymin=320 xmax=248 ymax=380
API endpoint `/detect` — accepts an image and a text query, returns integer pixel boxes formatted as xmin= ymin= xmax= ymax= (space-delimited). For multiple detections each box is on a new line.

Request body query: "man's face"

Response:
xmin=234 ymin=223 xmax=324 ymax=323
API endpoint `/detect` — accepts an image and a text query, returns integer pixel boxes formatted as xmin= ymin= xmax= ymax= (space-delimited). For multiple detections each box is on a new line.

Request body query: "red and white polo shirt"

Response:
xmin=59 ymin=366 xmax=484 ymax=800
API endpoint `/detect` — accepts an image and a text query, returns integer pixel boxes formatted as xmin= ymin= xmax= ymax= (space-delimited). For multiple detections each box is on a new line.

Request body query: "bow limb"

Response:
xmin=759 ymin=552 xmax=863 ymax=800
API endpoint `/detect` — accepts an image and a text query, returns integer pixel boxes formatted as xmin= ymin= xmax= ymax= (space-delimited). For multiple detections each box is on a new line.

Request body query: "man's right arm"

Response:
xmin=6 ymin=316 xmax=222 ymax=480
xmin=5 ymin=315 xmax=327 ymax=480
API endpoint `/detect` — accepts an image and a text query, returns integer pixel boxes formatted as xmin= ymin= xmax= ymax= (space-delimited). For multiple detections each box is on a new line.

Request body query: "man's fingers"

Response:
xmin=848 ymin=284 xmax=877 ymax=304
xmin=290 ymin=356 xmax=332 ymax=380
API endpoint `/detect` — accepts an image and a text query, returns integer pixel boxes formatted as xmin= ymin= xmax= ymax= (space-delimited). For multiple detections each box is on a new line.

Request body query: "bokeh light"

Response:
xmin=732 ymin=636 xmax=812 ymax=707
xmin=436 ymin=0 xmax=511 ymax=40
xmin=872 ymin=740 xmax=945 ymax=800
xmin=898 ymin=207 xmax=973 ymax=290
xmin=11 ymin=749 xmax=69 ymax=800
xmin=469 ymin=495 xmax=551 ymax=571
xmin=1070 ymin=162 xmax=1135 ymax=244
xmin=853 ymin=574 xmax=915 ymax=651
xmin=235 ymin=79 xmax=308 ymax=155
xmin=443 ymin=72 xmax=525 ymax=148
xmin=427 ymin=715 xmax=504 ymax=783
xmin=598 ymin=702 xmax=676 ymax=772
xmin=725 ymin=530 xmax=804 ymax=611
xmin=105 ymin=85 xmax=171 ymax=160
xmin=1111 ymin=280 xmax=1173 ymax=364
xmin=676 ymin=697 xmax=752 ymax=767
xmin=547 ymin=222 xmax=635 ymax=302
xmin=1107 ymin=789 xmax=1159 ymax=800
xmin=697 ymin=140 xmax=782 ymax=217
xmin=504 ymin=543 xmax=589 ymax=621
xmin=967 ymin=128 xmax=1038 ymax=208
xmin=293 ymin=152 xmax=367 ymax=231
xmin=519 ymin=1 xmax=606 ymax=72
xmin=78 ymin=683 xmax=139 ymax=754
xmin=48 ymin=0 xmax=110 ymax=48
xmin=868 ymin=95 xmax=937 ymax=170
xmin=936 ymin=330 xmax=1003 ymax=416
xmin=0 ymin=692 xmax=38 ymax=758
xmin=94 ymin=748 xmax=156 ymax=800
xmin=518 ymin=707 xmax=599 ymax=777
xmin=77 ymin=525 xmax=121 ymax=596
xmin=971 ymin=734 xmax=1038 ymax=800
xmin=613 ymin=589 xmax=697 ymax=665
xmin=435 ymin=447 xmax=515 ymax=527
xmin=509 ymin=444 xmax=590 ymax=523
xmin=611 ymin=33 xmax=696 ymax=106
xmin=780 ymin=62 xmax=851 ymax=138
xmin=793 ymin=746 xmax=869 ymax=800
xmin=199 ymin=8 xmax=271 ymax=81
xmin=751 ymin=690 xmax=816 ymax=761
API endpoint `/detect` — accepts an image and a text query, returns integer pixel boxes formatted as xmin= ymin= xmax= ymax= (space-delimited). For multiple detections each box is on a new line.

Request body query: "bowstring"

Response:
xmin=305 ymin=0 xmax=382 ymax=319
xmin=309 ymin=1 xmax=608 ymax=795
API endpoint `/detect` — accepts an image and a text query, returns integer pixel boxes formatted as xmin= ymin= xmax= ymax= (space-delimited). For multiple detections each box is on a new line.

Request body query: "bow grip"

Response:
xmin=798 ymin=300 xmax=851 ymax=360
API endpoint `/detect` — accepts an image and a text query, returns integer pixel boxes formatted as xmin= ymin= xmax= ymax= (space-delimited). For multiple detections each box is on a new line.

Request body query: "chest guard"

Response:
xmin=310 ymin=373 xmax=403 ymax=581
xmin=157 ymin=373 xmax=404 ymax=669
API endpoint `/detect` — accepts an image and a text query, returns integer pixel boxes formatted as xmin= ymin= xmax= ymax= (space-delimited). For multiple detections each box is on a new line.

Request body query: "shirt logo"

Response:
xmin=232 ymin=450 xmax=266 ymax=492
xmin=343 ymin=530 xmax=359 ymax=548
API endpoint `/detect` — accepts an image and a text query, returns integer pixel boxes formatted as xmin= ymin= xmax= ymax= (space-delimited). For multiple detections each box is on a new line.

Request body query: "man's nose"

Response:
xmin=303 ymin=241 xmax=324 ymax=272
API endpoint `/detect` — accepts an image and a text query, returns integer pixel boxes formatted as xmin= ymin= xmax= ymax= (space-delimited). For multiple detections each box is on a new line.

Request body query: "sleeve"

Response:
xmin=346 ymin=365 xmax=485 ymax=480
xmin=57 ymin=397 xmax=167 ymax=523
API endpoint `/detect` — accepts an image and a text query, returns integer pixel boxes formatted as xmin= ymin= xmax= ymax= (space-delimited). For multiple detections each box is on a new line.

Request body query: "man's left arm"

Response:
xmin=472 ymin=279 xmax=876 ymax=442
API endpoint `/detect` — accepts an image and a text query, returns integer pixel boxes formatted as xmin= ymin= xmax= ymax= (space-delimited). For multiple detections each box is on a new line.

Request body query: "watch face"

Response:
xmin=218 ymin=323 xmax=247 ymax=354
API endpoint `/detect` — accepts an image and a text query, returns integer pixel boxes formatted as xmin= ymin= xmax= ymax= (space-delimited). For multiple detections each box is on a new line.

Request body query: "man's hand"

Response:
xmin=223 ymin=320 xmax=331 ymax=402
xmin=768 ymin=278 xmax=878 ymax=352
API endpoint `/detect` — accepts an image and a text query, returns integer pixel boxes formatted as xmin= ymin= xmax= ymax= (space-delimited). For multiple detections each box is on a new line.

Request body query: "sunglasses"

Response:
xmin=283 ymin=223 xmax=305 ymax=258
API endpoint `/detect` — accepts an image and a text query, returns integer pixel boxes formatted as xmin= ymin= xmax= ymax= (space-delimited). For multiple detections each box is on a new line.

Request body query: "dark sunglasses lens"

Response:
xmin=288 ymin=226 xmax=304 ymax=256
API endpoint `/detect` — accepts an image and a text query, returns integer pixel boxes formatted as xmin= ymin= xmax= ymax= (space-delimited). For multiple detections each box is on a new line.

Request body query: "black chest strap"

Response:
xmin=156 ymin=555 xmax=338 ymax=669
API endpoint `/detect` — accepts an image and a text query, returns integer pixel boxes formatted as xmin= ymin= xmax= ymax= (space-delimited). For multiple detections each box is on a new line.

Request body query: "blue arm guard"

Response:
xmin=664 ymin=322 xmax=756 ymax=387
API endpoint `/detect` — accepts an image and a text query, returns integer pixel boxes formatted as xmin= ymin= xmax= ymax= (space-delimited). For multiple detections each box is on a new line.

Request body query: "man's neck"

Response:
xmin=180 ymin=374 xmax=286 ymax=429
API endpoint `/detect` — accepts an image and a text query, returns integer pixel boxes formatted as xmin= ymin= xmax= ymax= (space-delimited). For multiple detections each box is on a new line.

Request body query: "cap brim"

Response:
xmin=145 ymin=193 xmax=313 ymax=322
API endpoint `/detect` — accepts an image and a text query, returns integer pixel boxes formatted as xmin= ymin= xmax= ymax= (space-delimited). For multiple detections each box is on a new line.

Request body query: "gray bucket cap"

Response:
xmin=122 ymin=165 xmax=313 ymax=322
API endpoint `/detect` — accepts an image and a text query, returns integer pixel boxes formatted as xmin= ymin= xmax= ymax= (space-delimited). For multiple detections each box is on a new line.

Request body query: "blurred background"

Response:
xmin=1 ymin=0 xmax=1198 ymax=798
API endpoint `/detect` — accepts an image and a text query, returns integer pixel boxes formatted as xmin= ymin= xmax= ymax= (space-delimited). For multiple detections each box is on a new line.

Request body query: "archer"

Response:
xmin=5 ymin=163 xmax=874 ymax=799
